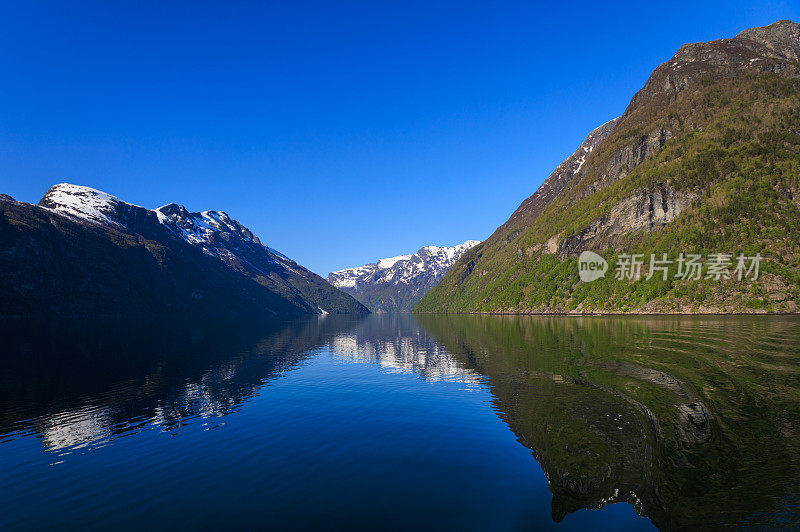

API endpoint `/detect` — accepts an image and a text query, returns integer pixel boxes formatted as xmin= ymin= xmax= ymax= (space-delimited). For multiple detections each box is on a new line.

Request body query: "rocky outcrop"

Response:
xmin=551 ymin=185 xmax=698 ymax=257
xmin=790 ymin=186 xmax=800 ymax=210
xmin=626 ymin=20 xmax=800 ymax=114
xmin=738 ymin=20 xmax=800 ymax=60
xmin=581 ymin=129 xmax=674 ymax=199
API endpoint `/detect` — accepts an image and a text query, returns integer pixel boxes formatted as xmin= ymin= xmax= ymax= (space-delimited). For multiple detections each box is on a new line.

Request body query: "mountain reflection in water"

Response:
xmin=1 ymin=314 xmax=799 ymax=530
xmin=0 ymin=316 xmax=353 ymax=452
xmin=417 ymin=314 xmax=800 ymax=529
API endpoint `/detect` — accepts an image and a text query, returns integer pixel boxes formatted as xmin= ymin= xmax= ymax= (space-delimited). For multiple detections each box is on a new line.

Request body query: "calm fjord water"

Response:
xmin=1 ymin=315 xmax=799 ymax=530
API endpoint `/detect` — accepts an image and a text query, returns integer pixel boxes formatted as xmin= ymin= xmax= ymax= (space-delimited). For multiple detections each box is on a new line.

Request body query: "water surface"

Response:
xmin=1 ymin=314 xmax=799 ymax=530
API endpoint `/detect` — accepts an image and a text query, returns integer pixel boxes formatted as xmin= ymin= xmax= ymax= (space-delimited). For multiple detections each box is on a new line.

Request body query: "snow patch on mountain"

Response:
xmin=378 ymin=255 xmax=413 ymax=269
xmin=155 ymin=203 xmax=266 ymax=258
xmin=507 ymin=117 xmax=620 ymax=225
xmin=39 ymin=183 xmax=125 ymax=225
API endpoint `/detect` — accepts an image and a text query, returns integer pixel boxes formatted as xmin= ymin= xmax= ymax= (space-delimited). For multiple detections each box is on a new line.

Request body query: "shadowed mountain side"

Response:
xmin=0 ymin=196 xmax=367 ymax=317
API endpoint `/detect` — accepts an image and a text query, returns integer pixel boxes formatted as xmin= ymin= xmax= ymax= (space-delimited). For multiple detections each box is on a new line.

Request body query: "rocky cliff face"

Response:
xmin=1 ymin=184 xmax=368 ymax=317
xmin=329 ymin=240 xmax=480 ymax=312
xmin=546 ymin=185 xmax=698 ymax=258
xmin=417 ymin=20 xmax=800 ymax=314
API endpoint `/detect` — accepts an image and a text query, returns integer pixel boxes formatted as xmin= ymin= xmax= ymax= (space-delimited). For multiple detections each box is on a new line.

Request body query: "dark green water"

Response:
xmin=1 ymin=314 xmax=799 ymax=530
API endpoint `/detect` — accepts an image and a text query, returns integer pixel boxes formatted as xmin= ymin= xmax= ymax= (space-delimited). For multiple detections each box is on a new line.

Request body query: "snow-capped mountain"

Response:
xmin=39 ymin=183 xmax=126 ymax=225
xmin=153 ymin=202 xmax=295 ymax=270
xmin=30 ymin=183 xmax=368 ymax=316
xmin=41 ymin=184 xmax=283 ymax=262
xmin=328 ymin=240 xmax=480 ymax=312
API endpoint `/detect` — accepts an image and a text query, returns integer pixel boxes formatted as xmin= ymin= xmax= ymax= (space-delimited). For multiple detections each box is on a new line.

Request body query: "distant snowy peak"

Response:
xmin=330 ymin=239 xmax=481 ymax=286
xmin=415 ymin=241 xmax=481 ymax=263
xmin=39 ymin=184 xmax=125 ymax=225
xmin=328 ymin=240 xmax=480 ymax=312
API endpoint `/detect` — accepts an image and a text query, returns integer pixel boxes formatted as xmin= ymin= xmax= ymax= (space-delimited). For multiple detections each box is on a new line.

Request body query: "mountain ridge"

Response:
xmin=329 ymin=240 xmax=480 ymax=312
xmin=1 ymin=183 xmax=368 ymax=317
xmin=417 ymin=20 xmax=800 ymax=315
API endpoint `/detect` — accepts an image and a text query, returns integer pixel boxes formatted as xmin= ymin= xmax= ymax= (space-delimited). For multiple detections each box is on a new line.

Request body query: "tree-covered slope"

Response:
xmin=417 ymin=20 xmax=800 ymax=314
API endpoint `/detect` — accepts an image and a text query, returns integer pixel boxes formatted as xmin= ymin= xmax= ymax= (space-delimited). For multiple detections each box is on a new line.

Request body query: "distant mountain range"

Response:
xmin=417 ymin=20 xmax=800 ymax=314
xmin=328 ymin=241 xmax=479 ymax=312
xmin=0 ymin=184 xmax=368 ymax=317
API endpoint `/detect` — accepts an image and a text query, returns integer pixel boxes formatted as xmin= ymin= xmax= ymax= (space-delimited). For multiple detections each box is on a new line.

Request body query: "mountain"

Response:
xmin=0 ymin=184 xmax=368 ymax=317
xmin=328 ymin=240 xmax=480 ymax=312
xmin=417 ymin=20 xmax=800 ymax=314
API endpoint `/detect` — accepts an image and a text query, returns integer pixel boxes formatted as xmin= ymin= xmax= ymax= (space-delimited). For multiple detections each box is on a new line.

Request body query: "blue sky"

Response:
xmin=1 ymin=1 xmax=798 ymax=275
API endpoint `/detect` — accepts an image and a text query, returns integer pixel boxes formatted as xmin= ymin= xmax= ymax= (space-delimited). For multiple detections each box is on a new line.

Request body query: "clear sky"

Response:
xmin=1 ymin=1 xmax=798 ymax=275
